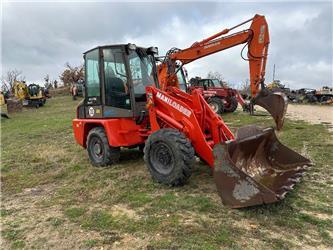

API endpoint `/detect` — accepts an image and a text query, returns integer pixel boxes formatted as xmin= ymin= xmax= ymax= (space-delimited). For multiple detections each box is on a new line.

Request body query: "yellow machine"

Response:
xmin=13 ymin=81 xmax=29 ymax=100
xmin=266 ymin=80 xmax=284 ymax=90
xmin=0 ymin=92 xmax=10 ymax=118
xmin=0 ymin=92 xmax=5 ymax=106
xmin=13 ymin=81 xmax=46 ymax=107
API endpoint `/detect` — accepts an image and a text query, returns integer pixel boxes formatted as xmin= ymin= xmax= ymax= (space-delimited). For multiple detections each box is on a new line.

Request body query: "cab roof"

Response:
xmin=83 ymin=44 xmax=148 ymax=55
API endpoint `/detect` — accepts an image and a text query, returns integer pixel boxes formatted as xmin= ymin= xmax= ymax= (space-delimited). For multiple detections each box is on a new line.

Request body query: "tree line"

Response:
xmin=1 ymin=67 xmax=250 ymax=95
xmin=1 ymin=63 xmax=84 ymax=92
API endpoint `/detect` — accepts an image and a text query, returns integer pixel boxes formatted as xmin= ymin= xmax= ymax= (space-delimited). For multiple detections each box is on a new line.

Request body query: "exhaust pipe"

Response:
xmin=213 ymin=125 xmax=311 ymax=208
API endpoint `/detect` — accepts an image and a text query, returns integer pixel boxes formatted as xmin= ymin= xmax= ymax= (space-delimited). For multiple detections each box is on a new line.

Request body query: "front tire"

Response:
xmin=144 ymin=128 xmax=195 ymax=186
xmin=208 ymin=97 xmax=224 ymax=114
xmin=224 ymin=96 xmax=238 ymax=112
xmin=87 ymin=127 xmax=120 ymax=167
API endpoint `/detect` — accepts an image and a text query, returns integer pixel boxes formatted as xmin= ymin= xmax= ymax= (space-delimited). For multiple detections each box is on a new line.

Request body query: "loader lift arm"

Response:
xmin=158 ymin=14 xmax=287 ymax=130
xmin=145 ymin=84 xmax=310 ymax=208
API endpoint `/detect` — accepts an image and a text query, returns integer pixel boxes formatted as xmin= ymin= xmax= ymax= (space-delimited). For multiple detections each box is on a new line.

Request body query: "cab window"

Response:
xmin=202 ymin=80 xmax=209 ymax=88
xmin=176 ymin=69 xmax=187 ymax=92
xmin=85 ymin=49 xmax=100 ymax=98
xmin=128 ymin=49 xmax=155 ymax=101
xmin=212 ymin=79 xmax=222 ymax=87
xmin=103 ymin=48 xmax=131 ymax=109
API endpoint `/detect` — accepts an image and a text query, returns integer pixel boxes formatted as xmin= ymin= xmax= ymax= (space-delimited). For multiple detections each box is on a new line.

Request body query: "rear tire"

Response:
xmin=87 ymin=127 xmax=120 ymax=167
xmin=224 ymin=96 xmax=238 ymax=112
xmin=208 ymin=97 xmax=224 ymax=114
xmin=144 ymin=128 xmax=195 ymax=186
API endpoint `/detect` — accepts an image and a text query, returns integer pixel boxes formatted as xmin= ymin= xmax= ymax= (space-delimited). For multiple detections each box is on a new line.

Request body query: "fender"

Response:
xmin=72 ymin=118 xmax=145 ymax=148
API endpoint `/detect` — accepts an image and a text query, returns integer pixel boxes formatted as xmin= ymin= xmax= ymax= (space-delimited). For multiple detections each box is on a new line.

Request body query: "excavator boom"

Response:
xmin=158 ymin=14 xmax=288 ymax=130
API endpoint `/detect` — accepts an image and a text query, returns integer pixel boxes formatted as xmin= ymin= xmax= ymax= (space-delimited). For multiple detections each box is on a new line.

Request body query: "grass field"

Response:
xmin=1 ymin=96 xmax=332 ymax=249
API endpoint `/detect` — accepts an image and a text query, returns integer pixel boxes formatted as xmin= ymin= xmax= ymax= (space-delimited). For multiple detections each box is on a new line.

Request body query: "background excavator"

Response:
xmin=73 ymin=32 xmax=310 ymax=207
xmin=13 ymin=80 xmax=47 ymax=108
xmin=157 ymin=14 xmax=287 ymax=130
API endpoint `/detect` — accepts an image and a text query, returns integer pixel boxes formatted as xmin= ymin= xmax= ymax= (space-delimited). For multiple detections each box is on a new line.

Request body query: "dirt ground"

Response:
xmin=286 ymin=104 xmax=333 ymax=131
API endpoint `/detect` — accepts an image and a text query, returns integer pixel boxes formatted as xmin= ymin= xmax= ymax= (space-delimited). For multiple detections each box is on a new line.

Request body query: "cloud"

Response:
xmin=2 ymin=1 xmax=332 ymax=89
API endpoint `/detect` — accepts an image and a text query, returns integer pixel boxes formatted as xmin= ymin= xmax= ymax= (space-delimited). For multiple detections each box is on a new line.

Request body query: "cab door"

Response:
xmin=102 ymin=47 xmax=133 ymax=118
xmin=84 ymin=48 xmax=103 ymax=118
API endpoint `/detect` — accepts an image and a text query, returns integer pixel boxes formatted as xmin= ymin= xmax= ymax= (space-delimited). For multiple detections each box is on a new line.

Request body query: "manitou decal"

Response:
xmin=258 ymin=25 xmax=266 ymax=44
xmin=156 ymin=92 xmax=191 ymax=117
xmin=204 ymin=41 xmax=220 ymax=49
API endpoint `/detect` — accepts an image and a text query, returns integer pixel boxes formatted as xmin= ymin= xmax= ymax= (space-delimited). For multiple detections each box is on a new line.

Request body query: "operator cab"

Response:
xmin=191 ymin=79 xmax=224 ymax=89
xmin=77 ymin=44 xmax=158 ymax=119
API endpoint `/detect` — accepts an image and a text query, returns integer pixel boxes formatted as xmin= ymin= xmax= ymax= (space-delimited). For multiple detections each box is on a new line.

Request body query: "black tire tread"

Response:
xmin=224 ymin=96 xmax=238 ymax=112
xmin=144 ymin=128 xmax=195 ymax=186
xmin=87 ymin=127 xmax=120 ymax=167
xmin=208 ymin=97 xmax=224 ymax=114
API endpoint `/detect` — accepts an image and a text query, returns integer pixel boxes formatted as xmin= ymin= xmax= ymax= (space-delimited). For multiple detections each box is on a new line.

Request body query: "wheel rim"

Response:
xmin=224 ymin=99 xmax=231 ymax=109
xmin=94 ymin=143 xmax=102 ymax=155
xmin=90 ymin=137 xmax=104 ymax=160
xmin=224 ymin=97 xmax=237 ymax=112
xmin=209 ymin=102 xmax=219 ymax=113
xmin=150 ymin=141 xmax=174 ymax=175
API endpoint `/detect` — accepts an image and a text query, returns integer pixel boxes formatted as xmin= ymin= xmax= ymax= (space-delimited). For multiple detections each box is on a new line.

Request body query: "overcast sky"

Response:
xmin=1 ymin=1 xmax=332 ymax=89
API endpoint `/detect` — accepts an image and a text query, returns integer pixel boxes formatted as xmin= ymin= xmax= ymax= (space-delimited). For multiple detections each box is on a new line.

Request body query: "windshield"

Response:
xmin=211 ymin=79 xmax=222 ymax=87
xmin=129 ymin=49 xmax=156 ymax=99
xmin=176 ymin=68 xmax=187 ymax=92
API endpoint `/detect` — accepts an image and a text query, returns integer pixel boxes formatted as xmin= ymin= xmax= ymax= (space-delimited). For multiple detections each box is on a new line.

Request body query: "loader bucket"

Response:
xmin=213 ymin=125 xmax=311 ymax=208
xmin=253 ymin=91 xmax=288 ymax=131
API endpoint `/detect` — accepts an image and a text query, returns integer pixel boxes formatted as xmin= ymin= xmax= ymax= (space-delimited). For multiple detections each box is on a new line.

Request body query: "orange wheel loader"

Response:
xmin=72 ymin=43 xmax=310 ymax=208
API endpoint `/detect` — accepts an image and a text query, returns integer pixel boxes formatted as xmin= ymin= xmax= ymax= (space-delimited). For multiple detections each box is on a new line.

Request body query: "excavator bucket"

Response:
xmin=213 ymin=125 xmax=311 ymax=208
xmin=253 ymin=91 xmax=288 ymax=131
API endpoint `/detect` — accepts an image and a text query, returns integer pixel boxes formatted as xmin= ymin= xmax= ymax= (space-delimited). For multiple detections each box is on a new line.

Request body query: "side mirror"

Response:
xmin=127 ymin=43 xmax=137 ymax=51
xmin=147 ymin=46 xmax=158 ymax=55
